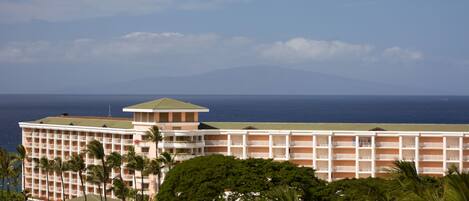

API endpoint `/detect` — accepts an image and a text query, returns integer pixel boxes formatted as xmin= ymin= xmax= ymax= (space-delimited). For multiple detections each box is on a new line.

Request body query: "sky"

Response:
xmin=0 ymin=0 xmax=468 ymax=94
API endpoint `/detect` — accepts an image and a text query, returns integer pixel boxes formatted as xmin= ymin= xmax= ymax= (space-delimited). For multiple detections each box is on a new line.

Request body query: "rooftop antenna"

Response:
xmin=108 ymin=104 xmax=112 ymax=117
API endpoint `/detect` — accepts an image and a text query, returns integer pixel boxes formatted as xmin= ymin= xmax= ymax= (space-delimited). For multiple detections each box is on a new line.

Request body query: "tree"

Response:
xmin=145 ymin=159 xmax=162 ymax=194
xmin=133 ymin=155 xmax=147 ymax=201
xmin=157 ymin=152 xmax=175 ymax=192
xmin=68 ymin=154 xmax=87 ymax=201
xmin=87 ymin=165 xmax=106 ymax=201
xmin=15 ymin=145 xmax=26 ymax=193
xmin=444 ymin=168 xmax=469 ymax=201
xmin=33 ymin=157 xmax=53 ymax=201
xmin=124 ymin=146 xmax=138 ymax=201
xmin=263 ymin=186 xmax=300 ymax=201
xmin=87 ymin=140 xmax=109 ymax=201
xmin=157 ymin=155 xmax=324 ymax=201
xmin=111 ymin=177 xmax=130 ymax=201
xmin=389 ymin=160 xmax=443 ymax=201
xmin=53 ymin=157 xmax=68 ymax=201
xmin=144 ymin=126 xmax=163 ymax=158
xmin=107 ymin=152 xmax=123 ymax=180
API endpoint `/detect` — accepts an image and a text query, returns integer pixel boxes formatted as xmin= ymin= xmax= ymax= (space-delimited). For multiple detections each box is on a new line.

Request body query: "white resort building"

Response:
xmin=19 ymin=97 xmax=469 ymax=200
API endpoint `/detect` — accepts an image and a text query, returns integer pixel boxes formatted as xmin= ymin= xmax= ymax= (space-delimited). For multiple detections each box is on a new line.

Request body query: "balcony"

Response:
xmin=291 ymin=141 xmax=312 ymax=147
xmin=248 ymin=152 xmax=269 ymax=158
xmin=376 ymin=142 xmax=398 ymax=148
xmin=113 ymin=139 xmax=121 ymax=143
xmin=160 ymin=141 xmax=205 ymax=148
xmin=421 ymin=155 xmax=443 ymax=161
xmin=334 ymin=154 xmax=355 ymax=160
xmin=174 ymin=153 xmax=198 ymax=161
xmin=248 ymin=140 xmax=269 ymax=146
xmin=420 ymin=167 xmax=443 ymax=174
xmin=231 ymin=141 xmax=244 ymax=146
xmin=205 ymin=140 xmax=228 ymax=146
xmin=359 ymin=155 xmax=372 ymax=160
xmin=290 ymin=153 xmax=313 ymax=159
xmin=272 ymin=142 xmax=286 ymax=146
xmin=334 ymin=141 xmax=355 ymax=147
xmin=446 ymin=144 xmax=460 ymax=149
xmin=123 ymin=139 xmax=133 ymax=144
xmin=334 ymin=166 xmax=355 ymax=172
xmin=316 ymin=142 xmax=329 ymax=147
xmin=376 ymin=154 xmax=398 ymax=160
xmin=420 ymin=142 xmax=443 ymax=149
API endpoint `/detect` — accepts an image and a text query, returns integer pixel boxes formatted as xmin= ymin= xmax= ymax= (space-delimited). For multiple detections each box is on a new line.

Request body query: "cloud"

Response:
xmin=382 ymin=47 xmax=423 ymax=61
xmin=258 ymin=37 xmax=374 ymax=63
xmin=0 ymin=32 xmax=424 ymax=70
xmin=0 ymin=0 xmax=246 ymax=23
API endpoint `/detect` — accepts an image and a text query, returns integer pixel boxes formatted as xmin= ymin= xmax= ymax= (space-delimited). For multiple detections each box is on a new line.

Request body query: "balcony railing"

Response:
xmin=376 ymin=154 xmax=398 ymax=160
xmin=290 ymin=153 xmax=313 ymax=159
xmin=249 ymin=140 xmax=269 ymax=146
xmin=446 ymin=144 xmax=459 ymax=149
xmin=334 ymin=166 xmax=355 ymax=172
xmin=205 ymin=140 xmax=227 ymax=145
xmin=420 ymin=167 xmax=442 ymax=173
xmin=420 ymin=142 xmax=443 ymax=148
xmin=316 ymin=142 xmax=329 ymax=147
xmin=334 ymin=154 xmax=355 ymax=160
xmin=249 ymin=153 xmax=269 ymax=158
xmin=272 ymin=142 xmax=286 ymax=146
xmin=291 ymin=141 xmax=312 ymax=146
xmin=376 ymin=142 xmax=399 ymax=148
xmin=334 ymin=141 xmax=355 ymax=147
xmin=421 ymin=155 xmax=443 ymax=161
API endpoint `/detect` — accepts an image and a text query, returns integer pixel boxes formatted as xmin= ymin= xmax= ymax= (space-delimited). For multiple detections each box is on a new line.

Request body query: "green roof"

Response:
xmin=200 ymin=122 xmax=469 ymax=132
xmin=30 ymin=116 xmax=133 ymax=129
xmin=124 ymin=97 xmax=208 ymax=111
xmin=67 ymin=194 xmax=121 ymax=201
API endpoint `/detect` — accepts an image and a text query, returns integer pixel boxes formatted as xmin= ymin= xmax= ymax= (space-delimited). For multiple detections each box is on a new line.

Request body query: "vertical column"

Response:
xmin=227 ymin=134 xmax=232 ymax=156
xmin=161 ymin=132 xmax=166 ymax=153
xmin=355 ymin=136 xmax=359 ymax=178
xmin=285 ymin=134 xmax=290 ymax=160
xmin=313 ymin=135 xmax=317 ymax=169
xmin=459 ymin=136 xmax=464 ymax=172
xmin=398 ymin=136 xmax=403 ymax=160
xmin=443 ymin=136 xmax=447 ymax=176
xmin=371 ymin=135 xmax=376 ymax=177
xmin=173 ymin=133 xmax=176 ymax=154
xmin=415 ymin=135 xmax=420 ymax=174
xmin=268 ymin=135 xmax=273 ymax=158
xmin=242 ymin=134 xmax=247 ymax=159
xmin=327 ymin=135 xmax=333 ymax=182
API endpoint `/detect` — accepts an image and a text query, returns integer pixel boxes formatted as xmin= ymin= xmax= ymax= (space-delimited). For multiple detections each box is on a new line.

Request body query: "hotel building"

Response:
xmin=19 ymin=98 xmax=469 ymax=200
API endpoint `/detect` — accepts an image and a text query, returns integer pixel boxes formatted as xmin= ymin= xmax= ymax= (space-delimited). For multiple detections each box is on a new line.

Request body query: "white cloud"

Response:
xmin=382 ymin=47 xmax=423 ymax=61
xmin=258 ymin=37 xmax=374 ymax=63
xmin=0 ymin=32 xmax=424 ymax=69
xmin=0 ymin=0 xmax=246 ymax=23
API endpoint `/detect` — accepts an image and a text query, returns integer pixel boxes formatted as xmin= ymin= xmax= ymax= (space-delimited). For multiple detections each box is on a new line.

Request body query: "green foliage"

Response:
xmin=156 ymin=155 xmax=324 ymax=201
xmin=0 ymin=190 xmax=23 ymax=201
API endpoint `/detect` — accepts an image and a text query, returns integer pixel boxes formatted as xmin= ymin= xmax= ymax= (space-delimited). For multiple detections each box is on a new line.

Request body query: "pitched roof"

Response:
xmin=123 ymin=97 xmax=208 ymax=112
xmin=200 ymin=122 xmax=469 ymax=132
xmin=30 ymin=116 xmax=133 ymax=129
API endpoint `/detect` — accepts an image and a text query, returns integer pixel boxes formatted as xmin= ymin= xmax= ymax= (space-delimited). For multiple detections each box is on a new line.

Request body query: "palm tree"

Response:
xmin=111 ymin=177 xmax=130 ymax=201
xmin=144 ymin=126 xmax=163 ymax=158
xmin=134 ymin=155 xmax=147 ymax=201
xmin=444 ymin=168 xmax=469 ymax=201
xmin=0 ymin=148 xmax=10 ymax=197
xmin=145 ymin=159 xmax=162 ymax=194
xmin=106 ymin=152 xmax=123 ymax=180
xmin=87 ymin=165 xmax=105 ymax=201
xmin=16 ymin=145 xmax=27 ymax=193
xmin=389 ymin=160 xmax=442 ymax=201
xmin=158 ymin=152 xmax=175 ymax=171
xmin=87 ymin=140 xmax=109 ymax=201
xmin=156 ymin=152 xmax=174 ymax=192
xmin=34 ymin=157 xmax=53 ymax=201
xmin=53 ymin=157 xmax=68 ymax=201
xmin=124 ymin=146 xmax=138 ymax=201
xmin=68 ymin=154 xmax=87 ymax=201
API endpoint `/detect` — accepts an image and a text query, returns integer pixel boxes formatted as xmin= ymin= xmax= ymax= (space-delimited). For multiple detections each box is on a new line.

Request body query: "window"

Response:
xmin=185 ymin=112 xmax=195 ymax=122
xmin=159 ymin=113 xmax=169 ymax=122
xmin=172 ymin=112 xmax=182 ymax=122
xmin=141 ymin=147 xmax=150 ymax=153
xmin=172 ymin=126 xmax=182 ymax=130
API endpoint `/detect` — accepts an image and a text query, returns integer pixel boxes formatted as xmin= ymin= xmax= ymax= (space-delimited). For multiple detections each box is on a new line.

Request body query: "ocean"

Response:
xmin=1 ymin=94 xmax=469 ymax=151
